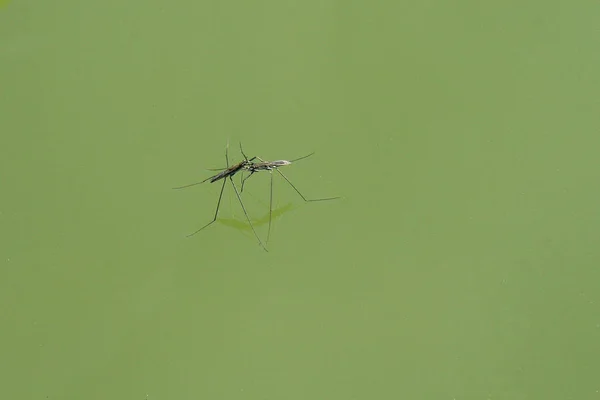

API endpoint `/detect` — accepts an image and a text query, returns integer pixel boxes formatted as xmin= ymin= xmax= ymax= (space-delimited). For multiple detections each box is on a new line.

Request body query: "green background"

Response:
xmin=2 ymin=0 xmax=599 ymax=399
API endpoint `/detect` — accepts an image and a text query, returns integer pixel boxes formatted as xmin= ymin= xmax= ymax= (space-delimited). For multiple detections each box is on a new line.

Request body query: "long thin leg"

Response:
xmin=172 ymin=175 xmax=213 ymax=189
xmin=229 ymin=176 xmax=268 ymax=252
xmin=186 ymin=178 xmax=226 ymax=237
xmin=238 ymin=142 xmax=258 ymax=194
xmin=185 ymin=141 xmax=231 ymax=236
xmin=238 ymin=143 xmax=258 ymax=162
xmin=240 ymin=170 xmax=255 ymax=193
xmin=239 ymin=142 xmax=249 ymax=161
xmin=225 ymin=140 xmax=230 ymax=166
xmin=289 ymin=152 xmax=315 ymax=162
xmin=275 ymin=169 xmax=340 ymax=202
xmin=239 ymin=170 xmax=245 ymax=189
xmin=266 ymin=171 xmax=274 ymax=244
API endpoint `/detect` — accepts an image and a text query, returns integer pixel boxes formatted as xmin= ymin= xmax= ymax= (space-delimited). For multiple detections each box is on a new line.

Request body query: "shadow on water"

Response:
xmin=217 ymin=203 xmax=296 ymax=232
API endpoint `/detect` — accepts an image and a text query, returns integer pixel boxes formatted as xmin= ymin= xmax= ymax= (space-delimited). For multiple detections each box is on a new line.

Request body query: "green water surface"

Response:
xmin=2 ymin=0 xmax=599 ymax=399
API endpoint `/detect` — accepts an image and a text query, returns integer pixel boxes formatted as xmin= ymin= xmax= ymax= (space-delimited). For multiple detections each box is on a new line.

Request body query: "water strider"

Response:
xmin=175 ymin=142 xmax=339 ymax=251
xmin=173 ymin=142 xmax=268 ymax=252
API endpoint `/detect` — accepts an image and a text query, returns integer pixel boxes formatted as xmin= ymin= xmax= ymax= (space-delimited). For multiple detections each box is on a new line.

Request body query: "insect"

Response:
xmin=237 ymin=144 xmax=340 ymax=244
xmin=173 ymin=142 xmax=268 ymax=252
